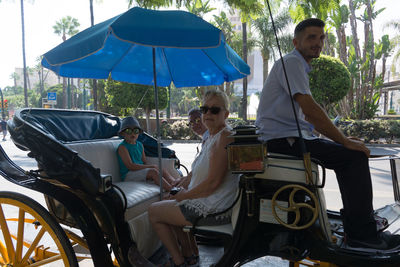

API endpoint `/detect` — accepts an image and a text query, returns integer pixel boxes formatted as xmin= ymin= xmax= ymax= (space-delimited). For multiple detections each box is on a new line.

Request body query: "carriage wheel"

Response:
xmin=0 ymin=191 xmax=78 ymax=266
xmin=271 ymin=184 xmax=319 ymax=230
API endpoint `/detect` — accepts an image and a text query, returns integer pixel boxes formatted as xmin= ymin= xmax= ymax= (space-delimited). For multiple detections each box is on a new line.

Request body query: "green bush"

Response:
xmin=338 ymin=119 xmax=400 ymax=143
xmin=309 ymin=55 xmax=351 ymax=109
xmin=158 ymin=118 xmax=255 ymax=140
xmin=159 ymin=120 xmax=199 ymax=140
xmin=388 ymin=109 xmax=397 ymax=115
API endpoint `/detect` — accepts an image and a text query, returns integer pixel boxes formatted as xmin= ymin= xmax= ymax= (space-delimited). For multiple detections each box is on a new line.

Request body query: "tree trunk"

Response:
xmin=349 ymin=0 xmax=361 ymax=58
xmin=26 ymin=71 xmax=31 ymax=91
xmin=366 ymin=0 xmax=375 ymax=84
xmin=241 ymin=21 xmax=248 ymax=121
xmin=89 ymin=0 xmax=98 ymax=111
xmin=93 ymin=80 xmax=98 ymax=110
xmin=323 ymin=31 xmax=334 ymax=56
xmin=262 ymin=53 xmax=269 ymax=84
xmin=20 ymin=0 xmax=28 ymax=107
xmin=71 ymin=79 xmax=75 ymax=108
xmin=62 ymin=77 xmax=67 ymax=108
xmin=382 ymin=56 xmax=387 ymax=83
xmin=145 ymin=107 xmax=152 ymax=134
xmin=349 ymin=0 xmax=362 ymax=118
xmin=337 ymin=27 xmax=348 ymax=66
xmin=13 ymin=76 xmax=17 ymax=95
xmin=90 ymin=0 xmax=94 ymax=26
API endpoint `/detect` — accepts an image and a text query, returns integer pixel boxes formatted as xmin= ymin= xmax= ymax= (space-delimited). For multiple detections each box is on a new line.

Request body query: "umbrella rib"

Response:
xmin=160 ymin=48 xmax=174 ymax=86
xmin=109 ymin=43 xmax=136 ymax=77
xmin=203 ymin=46 xmax=249 ymax=80
xmin=44 ymin=30 xmax=114 ymax=66
xmin=201 ymin=48 xmax=226 ymax=83
xmin=110 ymin=27 xmax=223 ymax=49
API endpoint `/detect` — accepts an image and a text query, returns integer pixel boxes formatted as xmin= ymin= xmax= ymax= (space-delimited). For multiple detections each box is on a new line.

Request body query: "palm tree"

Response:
xmin=329 ymin=4 xmax=349 ymax=65
xmin=223 ymin=0 xmax=264 ymax=121
xmin=25 ymin=66 xmax=34 ymax=91
xmin=212 ymin=11 xmax=237 ymax=96
xmin=289 ymin=0 xmax=340 ymax=56
xmin=53 ymin=16 xmax=80 ymax=41
xmin=53 ymin=16 xmax=80 ymax=108
xmin=9 ymin=72 xmax=20 ymax=95
xmin=127 ymin=0 xmax=173 ymax=8
xmin=252 ymin=8 xmax=292 ymax=83
xmin=20 ymin=0 xmax=28 ymax=107
xmin=184 ymin=0 xmax=215 ymax=17
xmin=213 ymin=11 xmax=235 ymax=44
xmin=384 ymin=20 xmax=400 ymax=73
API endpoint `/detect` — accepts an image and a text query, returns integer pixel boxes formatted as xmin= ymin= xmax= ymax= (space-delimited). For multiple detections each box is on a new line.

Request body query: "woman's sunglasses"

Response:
xmin=124 ymin=128 xmax=141 ymax=135
xmin=200 ymin=106 xmax=222 ymax=115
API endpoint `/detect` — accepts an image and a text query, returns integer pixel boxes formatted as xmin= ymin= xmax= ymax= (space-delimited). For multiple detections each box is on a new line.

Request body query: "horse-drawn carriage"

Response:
xmin=0 ymin=108 xmax=400 ymax=266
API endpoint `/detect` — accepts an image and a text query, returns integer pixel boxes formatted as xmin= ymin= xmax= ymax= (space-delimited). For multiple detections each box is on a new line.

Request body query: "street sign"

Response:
xmin=47 ymin=92 xmax=57 ymax=101
xmin=42 ymin=98 xmax=55 ymax=108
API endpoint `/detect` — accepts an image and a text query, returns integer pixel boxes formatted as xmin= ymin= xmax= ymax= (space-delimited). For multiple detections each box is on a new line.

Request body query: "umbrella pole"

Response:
xmin=153 ymin=48 xmax=164 ymax=200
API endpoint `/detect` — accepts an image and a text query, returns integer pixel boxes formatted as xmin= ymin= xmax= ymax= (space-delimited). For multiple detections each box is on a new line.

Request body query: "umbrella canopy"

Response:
xmin=42 ymin=7 xmax=250 ymax=87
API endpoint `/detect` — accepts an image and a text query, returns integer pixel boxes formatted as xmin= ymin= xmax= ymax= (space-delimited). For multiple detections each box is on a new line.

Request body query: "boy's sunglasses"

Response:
xmin=200 ymin=106 xmax=222 ymax=115
xmin=124 ymin=128 xmax=141 ymax=135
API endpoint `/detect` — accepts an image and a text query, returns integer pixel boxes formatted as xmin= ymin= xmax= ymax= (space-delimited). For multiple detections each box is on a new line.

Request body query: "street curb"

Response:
xmin=162 ymin=140 xmax=201 ymax=145
xmin=367 ymin=143 xmax=400 ymax=147
xmin=163 ymin=139 xmax=400 ymax=147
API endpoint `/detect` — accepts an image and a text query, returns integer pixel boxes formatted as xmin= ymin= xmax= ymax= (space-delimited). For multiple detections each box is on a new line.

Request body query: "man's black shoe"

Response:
xmin=345 ymin=232 xmax=400 ymax=252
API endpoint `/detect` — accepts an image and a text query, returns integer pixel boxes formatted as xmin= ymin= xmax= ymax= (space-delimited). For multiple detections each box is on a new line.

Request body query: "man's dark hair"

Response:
xmin=188 ymin=108 xmax=201 ymax=117
xmin=294 ymin=18 xmax=325 ymax=37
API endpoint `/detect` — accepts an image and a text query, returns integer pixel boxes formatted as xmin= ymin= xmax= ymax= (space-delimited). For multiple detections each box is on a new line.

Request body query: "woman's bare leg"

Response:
xmin=172 ymin=226 xmax=197 ymax=258
xmin=148 ymin=200 xmax=192 ymax=265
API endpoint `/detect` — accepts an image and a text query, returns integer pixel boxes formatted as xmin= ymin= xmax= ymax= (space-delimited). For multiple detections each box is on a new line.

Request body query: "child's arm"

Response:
xmin=118 ymin=145 xmax=154 ymax=171
xmin=140 ymin=146 xmax=158 ymax=169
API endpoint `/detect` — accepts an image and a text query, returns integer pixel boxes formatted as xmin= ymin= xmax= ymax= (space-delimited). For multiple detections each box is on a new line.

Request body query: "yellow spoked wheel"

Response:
xmin=0 ymin=191 xmax=78 ymax=266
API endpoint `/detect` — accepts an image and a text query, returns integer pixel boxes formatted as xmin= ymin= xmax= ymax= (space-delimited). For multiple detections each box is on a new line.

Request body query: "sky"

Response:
xmin=0 ymin=0 xmax=399 ymax=89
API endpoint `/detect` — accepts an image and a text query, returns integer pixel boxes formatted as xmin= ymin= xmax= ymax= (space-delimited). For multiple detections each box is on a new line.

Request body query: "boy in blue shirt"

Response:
xmin=117 ymin=116 xmax=178 ymax=191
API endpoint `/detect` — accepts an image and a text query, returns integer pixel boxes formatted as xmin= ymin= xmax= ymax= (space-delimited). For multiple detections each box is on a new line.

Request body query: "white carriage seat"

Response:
xmin=183 ymin=189 xmax=242 ymax=237
xmin=254 ymin=152 xmax=332 ymax=241
xmin=66 ymin=138 xmax=180 ymax=183
xmin=65 ymin=138 xmax=181 ymax=258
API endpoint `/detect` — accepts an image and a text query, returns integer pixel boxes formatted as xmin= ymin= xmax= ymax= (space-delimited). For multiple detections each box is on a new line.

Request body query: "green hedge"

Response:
xmin=338 ymin=120 xmax=400 ymax=143
xmin=159 ymin=118 xmax=252 ymax=140
xmin=159 ymin=118 xmax=400 ymax=144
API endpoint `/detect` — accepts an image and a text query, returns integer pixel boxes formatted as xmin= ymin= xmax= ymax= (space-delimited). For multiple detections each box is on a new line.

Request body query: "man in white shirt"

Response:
xmin=256 ymin=18 xmax=399 ymax=250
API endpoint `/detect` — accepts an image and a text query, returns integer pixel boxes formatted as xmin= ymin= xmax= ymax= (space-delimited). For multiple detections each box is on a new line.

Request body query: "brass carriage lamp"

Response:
xmin=227 ymin=126 xmax=266 ymax=173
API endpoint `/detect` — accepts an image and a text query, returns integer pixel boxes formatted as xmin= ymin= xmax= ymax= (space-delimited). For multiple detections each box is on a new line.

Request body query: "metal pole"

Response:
xmin=67 ymin=78 xmax=71 ymax=109
xmin=0 ymin=88 xmax=4 ymax=120
xmin=167 ymin=84 xmax=171 ymax=119
xmin=82 ymin=80 xmax=86 ymax=110
xmin=152 ymin=48 xmax=164 ymax=200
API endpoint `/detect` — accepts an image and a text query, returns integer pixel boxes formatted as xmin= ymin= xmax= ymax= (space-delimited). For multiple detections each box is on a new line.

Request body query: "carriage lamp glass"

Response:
xmin=228 ymin=143 xmax=265 ymax=173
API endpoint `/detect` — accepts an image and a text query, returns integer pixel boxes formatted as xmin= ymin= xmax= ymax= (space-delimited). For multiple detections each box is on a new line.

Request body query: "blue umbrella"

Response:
xmin=41 ymin=7 xmax=250 ymax=196
xmin=42 ymin=7 xmax=250 ymax=87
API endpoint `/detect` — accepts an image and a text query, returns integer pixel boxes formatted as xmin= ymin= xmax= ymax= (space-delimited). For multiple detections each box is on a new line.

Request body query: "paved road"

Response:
xmin=0 ymin=138 xmax=399 ymax=266
xmin=168 ymin=141 xmax=399 ymax=211
xmin=2 ymin=138 xmax=397 ymax=217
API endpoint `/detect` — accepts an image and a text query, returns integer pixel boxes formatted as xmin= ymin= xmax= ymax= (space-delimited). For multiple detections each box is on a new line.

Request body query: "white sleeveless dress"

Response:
xmin=178 ymin=126 xmax=239 ymax=220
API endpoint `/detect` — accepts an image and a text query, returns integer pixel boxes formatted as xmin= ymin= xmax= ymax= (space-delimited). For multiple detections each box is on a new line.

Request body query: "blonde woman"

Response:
xmin=148 ymin=89 xmax=239 ymax=267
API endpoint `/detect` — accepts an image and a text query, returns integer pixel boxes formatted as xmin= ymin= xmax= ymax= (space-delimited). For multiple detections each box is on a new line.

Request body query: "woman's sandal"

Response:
xmin=184 ymin=254 xmax=199 ymax=266
xmin=160 ymin=257 xmax=187 ymax=267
